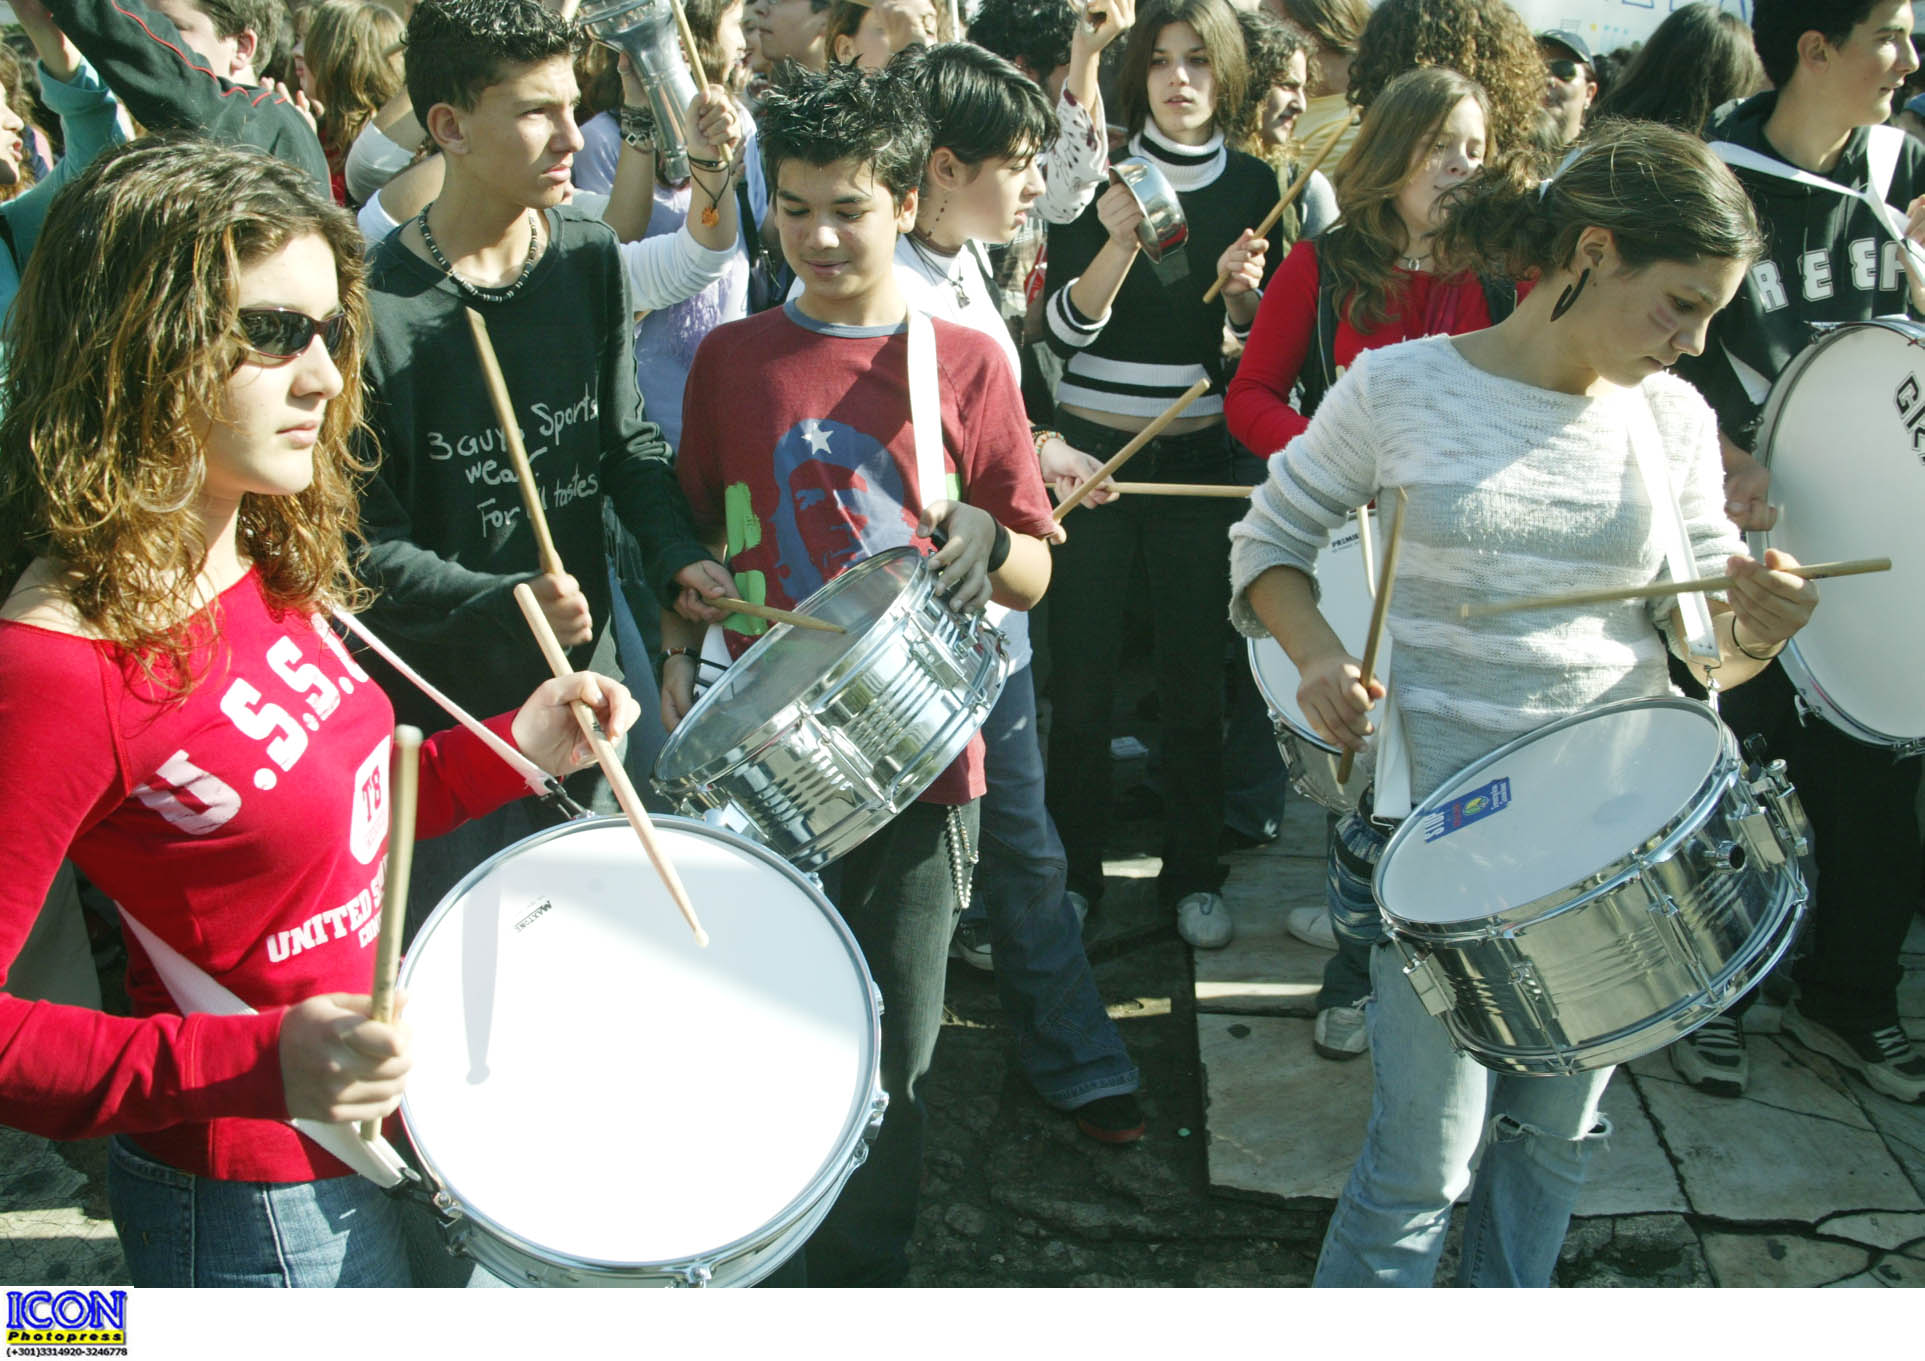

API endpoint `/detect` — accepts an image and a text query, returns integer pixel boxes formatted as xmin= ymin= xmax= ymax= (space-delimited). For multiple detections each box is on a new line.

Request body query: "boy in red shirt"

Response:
xmin=662 ymin=63 xmax=1057 ymax=1286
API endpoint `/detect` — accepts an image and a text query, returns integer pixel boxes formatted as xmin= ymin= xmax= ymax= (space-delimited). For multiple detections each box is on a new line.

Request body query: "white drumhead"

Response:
xmin=399 ymin=819 xmax=875 ymax=1267
xmin=1378 ymin=703 xmax=1723 ymax=924
xmin=1759 ymin=322 xmax=1925 ymax=741
xmin=1248 ymin=515 xmax=1378 ymax=747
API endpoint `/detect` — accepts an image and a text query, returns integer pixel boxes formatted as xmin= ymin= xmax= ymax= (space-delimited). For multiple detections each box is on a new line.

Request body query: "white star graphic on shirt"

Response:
xmin=800 ymin=420 xmax=834 ymax=456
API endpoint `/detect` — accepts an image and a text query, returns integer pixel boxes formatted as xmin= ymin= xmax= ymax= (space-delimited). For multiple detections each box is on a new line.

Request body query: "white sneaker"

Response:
xmin=948 ymin=919 xmax=993 ymax=972
xmin=1176 ymin=892 xmax=1234 ymax=949
xmin=1065 ymin=890 xmax=1090 ymax=930
xmin=1286 ymin=906 xmax=1337 ymax=952
xmin=1313 ymin=1005 xmax=1368 ymax=1060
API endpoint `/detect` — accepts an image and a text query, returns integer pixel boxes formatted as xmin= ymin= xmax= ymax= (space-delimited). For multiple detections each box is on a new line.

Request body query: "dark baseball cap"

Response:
xmin=1537 ymin=28 xmax=1594 ymax=67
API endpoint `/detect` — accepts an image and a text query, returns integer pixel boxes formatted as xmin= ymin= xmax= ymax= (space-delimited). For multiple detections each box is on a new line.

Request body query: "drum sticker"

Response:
xmin=1420 ymin=778 xmax=1512 ymax=843
xmin=1896 ymin=375 xmax=1925 ymax=457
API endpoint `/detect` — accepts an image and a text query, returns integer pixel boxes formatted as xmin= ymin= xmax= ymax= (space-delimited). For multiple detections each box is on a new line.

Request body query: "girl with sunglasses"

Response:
xmin=1040 ymin=0 xmax=1282 ymax=950
xmin=0 ymin=138 xmax=639 ymax=1287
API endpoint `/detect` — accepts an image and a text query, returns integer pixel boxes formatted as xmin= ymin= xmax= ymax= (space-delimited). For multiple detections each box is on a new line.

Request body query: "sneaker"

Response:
xmin=1669 ymin=1013 xmax=1748 ymax=1096
xmin=1286 ymin=905 xmax=1338 ymax=952
xmin=947 ymin=918 xmax=993 ymax=972
xmin=1783 ymin=1003 xmax=1925 ymax=1103
xmin=1073 ymin=1093 xmax=1146 ymax=1144
xmin=1176 ymin=892 xmax=1234 ymax=949
xmin=1065 ymin=890 xmax=1090 ymax=930
xmin=1313 ymin=1005 xmax=1368 ymax=1060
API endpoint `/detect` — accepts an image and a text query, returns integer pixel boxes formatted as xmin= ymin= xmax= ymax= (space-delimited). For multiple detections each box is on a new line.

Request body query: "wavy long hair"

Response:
xmin=1320 ymin=66 xmax=1490 ymax=332
xmin=1434 ymin=118 xmax=1764 ymax=284
xmin=0 ymin=138 xmax=371 ymax=689
xmin=1346 ymin=0 xmax=1542 ymax=157
xmin=306 ymin=0 xmax=407 ymax=174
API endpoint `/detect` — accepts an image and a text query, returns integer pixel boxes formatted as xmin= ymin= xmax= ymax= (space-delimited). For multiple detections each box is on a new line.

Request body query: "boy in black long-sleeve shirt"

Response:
xmin=354 ymin=0 xmax=735 ymax=922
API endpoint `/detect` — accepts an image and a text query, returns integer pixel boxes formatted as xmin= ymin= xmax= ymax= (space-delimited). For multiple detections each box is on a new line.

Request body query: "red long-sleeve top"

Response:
xmin=1226 ymin=238 xmax=1512 ymax=457
xmin=0 ymin=568 xmax=530 ymax=1181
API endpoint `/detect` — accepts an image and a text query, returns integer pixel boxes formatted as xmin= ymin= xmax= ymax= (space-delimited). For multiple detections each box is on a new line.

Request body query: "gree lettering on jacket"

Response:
xmin=1751 ymin=238 xmax=1902 ymax=312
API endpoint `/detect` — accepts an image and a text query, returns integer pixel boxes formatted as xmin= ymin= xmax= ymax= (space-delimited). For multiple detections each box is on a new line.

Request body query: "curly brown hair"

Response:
xmin=1321 ymin=66 xmax=1490 ymax=332
xmin=1346 ymin=0 xmax=1542 ymax=156
xmin=305 ymin=0 xmax=407 ymax=177
xmin=0 ymin=138 xmax=371 ymax=690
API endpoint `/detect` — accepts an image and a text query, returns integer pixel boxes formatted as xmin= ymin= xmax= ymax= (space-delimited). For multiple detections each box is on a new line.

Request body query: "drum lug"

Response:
xmin=1749 ymin=760 xmax=1811 ymax=859
xmin=865 ymin=1090 xmax=890 ymax=1140
xmin=1686 ymin=838 xmax=1747 ymax=875
xmin=1398 ymin=948 xmax=1455 ymax=1017
xmin=675 ymin=1260 xmax=717 ymax=1288
xmin=1897 ymin=737 xmax=1924 ymax=761
xmin=1732 ymin=811 xmax=1785 ymax=868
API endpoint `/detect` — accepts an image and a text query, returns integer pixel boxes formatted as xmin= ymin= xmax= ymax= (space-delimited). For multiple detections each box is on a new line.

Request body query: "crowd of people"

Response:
xmin=0 ymin=0 xmax=1918 ymax=1291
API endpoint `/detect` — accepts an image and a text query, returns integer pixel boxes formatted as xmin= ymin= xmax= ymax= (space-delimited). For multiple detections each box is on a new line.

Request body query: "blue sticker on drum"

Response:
xmin=1420 ymin=778 xmax=1512 ymax=843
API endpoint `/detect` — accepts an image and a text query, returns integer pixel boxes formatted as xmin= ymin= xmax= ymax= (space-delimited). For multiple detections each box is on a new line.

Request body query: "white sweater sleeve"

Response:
xmin=345 ymin=122 xmax=415 ymax=206
xmin=1228 ymin=349 xmax=1384 ymax=636
xmin=617 ymin=223 xmax=735 ymax=313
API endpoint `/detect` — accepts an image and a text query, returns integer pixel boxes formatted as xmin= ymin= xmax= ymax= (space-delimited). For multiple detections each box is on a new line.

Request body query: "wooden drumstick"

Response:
xmin=1457 ymin=557 xmax=1891 ymax=619
xmin=1107 ymin=481 xmax=1253 ymax=498
xmin=466 ymin=309 xmax=566 ymax=578
xmin=1355 ymin=504 xmax=1377 ymax=600
xmin=1335 ymin=487 xmax=1407 ymax=787
xmin=1202 ymin=111 xmax=1356 ymax=305
xmin=712 ymin=594 xmax=846 ymax=633
xmin=669 ymin=0 xmax=711 ymax=89
xmin=513 ymin=584 xmax=711 ymax=948
xmin=1052 ymin=377 xmax=1213 ymax=519
xmin=361 ymin=725 xmax=421 ymax=1142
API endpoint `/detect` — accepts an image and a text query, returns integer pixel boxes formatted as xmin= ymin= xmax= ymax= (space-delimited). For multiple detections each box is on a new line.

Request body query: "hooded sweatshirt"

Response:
xmin=1677 ymin=91 xmax=1925 ymax=451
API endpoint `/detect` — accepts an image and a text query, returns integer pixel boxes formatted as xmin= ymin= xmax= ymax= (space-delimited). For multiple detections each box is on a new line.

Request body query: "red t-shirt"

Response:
xmin=0 ymin=569 xmax=529 ymax=1181
xmin=677 ymin=304 xmax=1057 ymax=802
xmin=1226 ymin=238 xmax=1510 ymax=457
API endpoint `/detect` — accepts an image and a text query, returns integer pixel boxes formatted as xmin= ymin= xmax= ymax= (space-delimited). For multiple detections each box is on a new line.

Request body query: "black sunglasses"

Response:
xmin=1545 ymin=58 xmax=1586 ymax=82
xmin=239 ymin=307 xmax=350 ymax=362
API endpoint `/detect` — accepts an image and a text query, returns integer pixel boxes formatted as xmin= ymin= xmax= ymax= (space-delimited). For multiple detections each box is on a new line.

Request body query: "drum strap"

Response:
xmin=905 ymin=307 xmax=947 ymax=518
xmin=1624 ymin=391 xmax=1724 ymax=678
xmin=1710 ymin=132 xmax=1924 ymax=277
xmin=113 ymin=907 xmax=410 ymax=1188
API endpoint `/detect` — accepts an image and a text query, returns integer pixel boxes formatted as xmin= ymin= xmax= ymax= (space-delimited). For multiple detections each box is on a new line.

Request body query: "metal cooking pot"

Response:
xmin=1109 ymin=156 xmax=1189 ymax=280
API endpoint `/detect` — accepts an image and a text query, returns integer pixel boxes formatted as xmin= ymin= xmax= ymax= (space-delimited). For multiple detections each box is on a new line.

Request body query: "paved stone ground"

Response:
xmin=7 ymin=689 xmax=1924 ymax=1288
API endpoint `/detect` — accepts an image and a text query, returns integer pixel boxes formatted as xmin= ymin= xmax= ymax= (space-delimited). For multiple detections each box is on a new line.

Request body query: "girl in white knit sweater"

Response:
xmin=1230 ymin=122 xmax=1820 ymax=1287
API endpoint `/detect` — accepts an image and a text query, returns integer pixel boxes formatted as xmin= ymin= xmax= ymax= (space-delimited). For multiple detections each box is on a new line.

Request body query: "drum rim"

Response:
xmin=1246 ymin=636 xmax=1342 ymax=758
xmin=396 ymin=814 xmax=885 ymax=1277
xmin=1750 ymin=317 xmax=1923 ymax=747
xmin=1373 ymin=695 xmax=1734 ymax=933
xmin=654 ymin=546 xmax=927 ymax=788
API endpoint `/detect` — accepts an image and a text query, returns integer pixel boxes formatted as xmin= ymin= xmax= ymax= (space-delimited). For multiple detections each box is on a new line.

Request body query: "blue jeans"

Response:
xmin=1319 ymin=807 xmax=1389 ymax=1011
xmin=805 ymin=799 xmax=979 ymax=1287
xmin=1313 ymin=945 xmax=1614 ymax=1287
xmin=1222 ymin=649 xmax=1290 ymax=842
xmin=968 ymin=666 xmax=1139 ymax=1110
xmin=106 ymin=1136 xmax=490 ymax=1287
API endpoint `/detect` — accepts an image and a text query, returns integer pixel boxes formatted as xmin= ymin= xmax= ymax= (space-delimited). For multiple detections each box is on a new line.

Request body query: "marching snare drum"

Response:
xmin=1753 ymin=318 xmax=1925 ymax=752
xmin=1246 ymin=513 xmax=1377 ymax=811
xmin=654 ymin=547 xmax=1008 ymax=871
xmin=397 ymin=816 xmax=885 ymax=1287
xmin=1374 ymin=698 xmax=1809 ymax=1075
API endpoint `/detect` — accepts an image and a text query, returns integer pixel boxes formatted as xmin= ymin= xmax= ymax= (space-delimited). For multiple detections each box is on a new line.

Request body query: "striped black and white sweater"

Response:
xmin=1044 ymin=123 xmax=1282 ymax=425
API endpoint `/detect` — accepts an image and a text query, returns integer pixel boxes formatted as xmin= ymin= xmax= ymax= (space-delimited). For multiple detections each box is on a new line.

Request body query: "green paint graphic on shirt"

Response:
xmin=724 ymin=481 xmax=761 ymax=554
xmin=722 ymin=481 xmax=766 ymax=636
xmin=728 ymin=569 xmax=768 ymax=637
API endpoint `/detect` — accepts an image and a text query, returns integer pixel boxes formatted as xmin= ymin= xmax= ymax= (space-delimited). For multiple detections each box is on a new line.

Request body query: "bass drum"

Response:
xmin=397 ymin=816 xmax=885 ymax=1286
xmin=1752 ymin=318 xmax=1925 ymax=752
